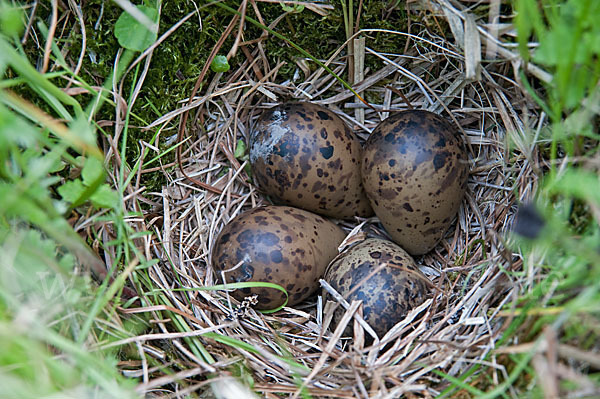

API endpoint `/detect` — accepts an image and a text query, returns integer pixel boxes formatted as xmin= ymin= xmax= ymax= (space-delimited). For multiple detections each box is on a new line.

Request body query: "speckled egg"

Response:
xmin=249 ymin=102 xmax=373 ymax=219
xmin=361 ymin=110 xmax=469 ymax=255
xmin=324 ymin=238 xmax=429 ymax=337
xmin=211 ymin=205 xmax=346 ymax=310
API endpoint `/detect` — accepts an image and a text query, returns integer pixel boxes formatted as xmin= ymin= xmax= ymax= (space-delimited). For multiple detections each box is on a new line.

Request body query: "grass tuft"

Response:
xmin=1 ymin=0 xmax=599 ymax=397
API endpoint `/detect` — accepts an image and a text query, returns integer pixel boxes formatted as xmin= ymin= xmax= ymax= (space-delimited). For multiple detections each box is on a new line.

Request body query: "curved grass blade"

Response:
xmin=157 ymin=282 xmax=290 ymax=314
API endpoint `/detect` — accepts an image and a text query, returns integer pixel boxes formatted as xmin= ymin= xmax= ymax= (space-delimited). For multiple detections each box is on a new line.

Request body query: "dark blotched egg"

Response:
xmin=324 ymin=238 xmax=429 ymax=337
xmin=212 ymin=205 xmax=346 ymax=309
xmin=250 ymin=102 xmax=373 ymax=219
xmin=361 ymin=110 xmax=469 ymax=255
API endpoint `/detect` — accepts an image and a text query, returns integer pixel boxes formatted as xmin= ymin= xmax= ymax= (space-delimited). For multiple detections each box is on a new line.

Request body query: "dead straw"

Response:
xmin=65 ymin=0 xmax=571 ymax=396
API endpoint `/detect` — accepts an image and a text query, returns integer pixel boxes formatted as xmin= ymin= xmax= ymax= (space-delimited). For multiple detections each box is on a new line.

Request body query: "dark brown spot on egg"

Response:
xmin=317 ymin=110 xmax=330 ymax=120
xmin=220 ymin=232 xmax=230 ymax=243
xmin=319 ymin=145 xmax=334 ymax=159
xmin=433 ymin=152 xmax=449 ymax=171
xmin=270 ymin=250 xmax=283 ymax=263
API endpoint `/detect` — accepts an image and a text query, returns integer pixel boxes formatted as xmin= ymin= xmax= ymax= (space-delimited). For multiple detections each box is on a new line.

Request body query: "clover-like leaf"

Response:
xmin=114 ymin=5 xmax=158 ymax=52
xmin=280 ymin=2 xmax=304 ymax=12
xmin=211 ymin=55 xmax=230 ymax=73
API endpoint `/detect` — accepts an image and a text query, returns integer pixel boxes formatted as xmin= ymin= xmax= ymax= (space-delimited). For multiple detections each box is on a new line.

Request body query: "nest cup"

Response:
xmin=141 ymin=3 xmax=539 ymax=397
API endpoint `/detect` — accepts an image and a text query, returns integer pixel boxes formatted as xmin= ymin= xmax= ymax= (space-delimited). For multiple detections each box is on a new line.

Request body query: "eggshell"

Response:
xmin=212 ymin=205 xmax=346 ymax=309
xmin=250 ymin=102 xmax=372 ymax=219
xmin=361 ymin=110 xmax=469 ymax=254
xmin=324 ymin=238 xmax=429 ymax=337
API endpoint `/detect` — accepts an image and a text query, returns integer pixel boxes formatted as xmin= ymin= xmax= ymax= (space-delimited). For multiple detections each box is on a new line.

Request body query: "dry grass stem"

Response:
xmin=67 ymin=0 xmax=584 ymax=396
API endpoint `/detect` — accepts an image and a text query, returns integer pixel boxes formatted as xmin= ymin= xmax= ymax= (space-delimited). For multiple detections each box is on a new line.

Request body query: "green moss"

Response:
xmin=249 ymin=3 xmax=345 ymax=79
xmin=246 ymin=2 xmax=409 ymax=81
xmin=72 ymin=1 xmax=240 ymax=191
xmin=15 ymin=1 xmax=411 ymax=194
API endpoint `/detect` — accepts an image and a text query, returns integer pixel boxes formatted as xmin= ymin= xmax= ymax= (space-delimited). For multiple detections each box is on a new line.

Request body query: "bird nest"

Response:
xmin=114 ymin=1 xmax=543 ymax=397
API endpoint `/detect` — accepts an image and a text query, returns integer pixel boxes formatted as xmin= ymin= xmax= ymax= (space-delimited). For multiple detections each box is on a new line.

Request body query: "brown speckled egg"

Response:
xmin=212 ymin=205 xmax=346 ymax=310
xmin=324 ymin=238 xmax=429 ymax=337
xmin=250 ymin=102 xmax=372 ymax=219
xmin=361 ymin=110 xmax=469 ymax=255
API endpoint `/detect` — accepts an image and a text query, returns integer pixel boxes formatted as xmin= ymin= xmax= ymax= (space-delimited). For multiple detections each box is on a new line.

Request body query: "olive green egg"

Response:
xmin=212 ymin=205 xmax=346 ymax=310
xmin=324 ymin=238 xmax=429 ymax=337
xmin=249 ymin=102 xmax=373 ymax=219
xmin=361 ymin=110 xmax=469 ymax=255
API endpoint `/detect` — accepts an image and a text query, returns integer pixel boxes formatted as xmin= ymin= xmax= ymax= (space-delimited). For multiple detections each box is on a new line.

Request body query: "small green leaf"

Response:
xmin=234 ymin=139 xmax=247 ymax=159
xmin=57 ymin=180 xmax=86 ymax=203
xmin=280 ymin=2 xmax=304 ymax=12
xmin=90 ymin=185 xmax=119 ymax=209
xmin=48 ymin=161 xmax=66 ymax=174
xmin=0 ymin=106 xmax=37 ymax=148
xmin=81 ymin=157 xmax=105 ymax=187
xmin=0 ymin=3 xmax=24 ymax=36
xmin=69 ymin=117 xmax=99 ymax=149
xmin=0 ymin=183 xmax=49 ymax=225
xmin=533 ymin=29 xmax=564 ymax=66
xmin=210 ymin=55 xmax=230 ymax=73
xmin=545 ymin=169 xmax=600 ymax=206
xmin=243 ymin=163 xmax=252 ymax=178
xmin=114 ymin=5 xmax=158 ymax=52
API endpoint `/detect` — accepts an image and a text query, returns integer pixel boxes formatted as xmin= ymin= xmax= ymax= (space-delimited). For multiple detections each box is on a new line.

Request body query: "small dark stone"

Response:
xmin=513 ymin=203 xmax=545 ymax=239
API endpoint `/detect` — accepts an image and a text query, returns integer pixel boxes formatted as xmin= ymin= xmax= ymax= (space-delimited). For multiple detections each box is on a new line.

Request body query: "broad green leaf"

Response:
xmin=0 ymin=3 xmax=23 ymax=36
xmin=114 ymin=5 xmax=158 ymax=52
xmin=0 ymin=51 xmax=5 ymax=75
xmin=81 ymin=157 xmax=105 ymax=186
xmin=48 ymin=161 xmax=66 ymax=174
xmin=210 ymin=55 xmax=230 ymax=73
xmin=234 ymin=139 xmax=247 ymax=159
xmin=533 ymin=26 xmax=571 ymax=67
xmin=0 ymin=183 xmax=49 ymax=225
xmin=583 ymin=30 xmax=600 ymax=54
xmin=545 ymin=169 xmax=600 ymax=205
xmin=57 ymin=179 xmax=86 ymax=203
xmin=90 ymin=185 xmax=119 ymax=209
xmin=69 ymin=116 xmax=99 ymax=150
xmin=0 ymin=105 xmax=37 ymax=148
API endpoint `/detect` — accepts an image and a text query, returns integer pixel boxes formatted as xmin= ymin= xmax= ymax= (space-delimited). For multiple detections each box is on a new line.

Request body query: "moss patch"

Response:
xmin=18 ymin=1 xmax=411 ymax=193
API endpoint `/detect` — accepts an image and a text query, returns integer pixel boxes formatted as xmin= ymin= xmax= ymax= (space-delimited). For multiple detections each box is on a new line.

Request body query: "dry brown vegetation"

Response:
xmin=33 ymin=0 xmax=596 ymax=397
